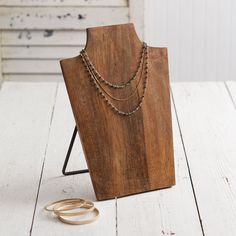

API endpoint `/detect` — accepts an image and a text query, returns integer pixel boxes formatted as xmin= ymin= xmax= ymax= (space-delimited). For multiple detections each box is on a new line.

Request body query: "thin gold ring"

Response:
xmin=53 ymin=201 xmax=95 ymax=217
xmin=57 ymin=207 xmax=99 ymax=225
xmin=44 ymin=198 xmax=85 ymax=212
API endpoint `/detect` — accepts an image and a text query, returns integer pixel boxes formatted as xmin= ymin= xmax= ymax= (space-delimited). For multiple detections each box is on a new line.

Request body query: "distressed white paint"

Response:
xmin=0 ymin=0 xmax=144 ymax=82
xmin=226 ymin=81 xmax=236 ymax=103
xmin=0 ymin=31 xmax=2 ymax=85
xmin=2 ymin=30 xmax=86 ymax=46
xmin=2 ymin=46 xmax=83 ymax=59
xmin=0 ymin=82 xmax=57 ymax=235
xmin=0 ymin=0 xmax=127 ymax=7
xmin=0 ymin=7 xmax=129 ymax=30
xmin=2 ymin=0 xmax=235 ymax=82
xmin=3 ymin=59 xmax=60 ymax=74
xmin=229 ymin=1 xmax=236 ymax=81
xmin=4 ymin=74 xmax=63 ymax=81
xmin=172 ymin=82 xmax=236 ymax=235
xmin=1 ymin=81 xmax=236 ymax=235
xmin=145 ymin=0 xmax=236 ymax=81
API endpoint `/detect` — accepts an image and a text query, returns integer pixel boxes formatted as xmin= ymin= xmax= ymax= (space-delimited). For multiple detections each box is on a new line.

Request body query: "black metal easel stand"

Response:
xmin=62 ymin=126 xmax=89 ymax=176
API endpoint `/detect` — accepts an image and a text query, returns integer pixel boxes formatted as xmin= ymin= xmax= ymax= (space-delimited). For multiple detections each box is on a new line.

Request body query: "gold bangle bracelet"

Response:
xmin=57 ymin=207 xmax=100 ymax=225
xmin=44 ymin=198 xmax=85 ymax=212
xmin=53 ymin=202 xmax=95 ymax=217
xmin=44 ymin=198 xmax=99 ymax=225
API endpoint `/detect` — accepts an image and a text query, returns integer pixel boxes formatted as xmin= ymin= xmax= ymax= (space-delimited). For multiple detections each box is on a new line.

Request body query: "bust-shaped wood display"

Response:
xmin=60 ymin=23 xmax=175 ymax=201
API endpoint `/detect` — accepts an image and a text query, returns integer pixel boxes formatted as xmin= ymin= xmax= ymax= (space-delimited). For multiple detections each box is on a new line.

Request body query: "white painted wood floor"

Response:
xmin=0 ymin=81 xmax=236 ymax=236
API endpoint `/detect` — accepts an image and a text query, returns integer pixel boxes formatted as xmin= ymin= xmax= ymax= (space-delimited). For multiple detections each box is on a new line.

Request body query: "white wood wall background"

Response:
xmin=0 ymin=0 xmax=144 ymax=84
xmin=144 ymin=0 xmax=236 ymax=81
xmin=1 ymin=0 xmax=235 ymax=83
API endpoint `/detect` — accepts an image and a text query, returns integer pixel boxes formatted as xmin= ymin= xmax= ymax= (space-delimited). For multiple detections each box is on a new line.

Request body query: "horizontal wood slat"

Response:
xmin=0 ymin=82 xmax=57 ymax=235
xmin=3 ymin=74 xmax=63 ymax=81
xmin=0 ymin=0 xmax=127 ymax=7
xmin=0 ymin=7 xmax=129 ymax=29
xmin=2 ymin=46 xmax=83 ymax=59
xmin=0 ymin=32 xmax=2 ymax=84
xmin=2 ymin=30 xmax=86 ymax=46
xmin=172 ymin=82 xmax=236 ymax=235
xmin=3 ymin=59 xmax=60 ymax=73
xmin=0 ymin=1 xmax=143 ymax=83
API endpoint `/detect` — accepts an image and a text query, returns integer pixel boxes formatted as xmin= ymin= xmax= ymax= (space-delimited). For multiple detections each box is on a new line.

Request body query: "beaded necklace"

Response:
xmin=80 ymin=42 xmax=148 ymax=116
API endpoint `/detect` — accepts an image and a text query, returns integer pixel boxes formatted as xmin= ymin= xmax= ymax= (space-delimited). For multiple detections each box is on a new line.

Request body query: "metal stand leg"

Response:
xmin=62 ymin=126 xmax=89 ymax=176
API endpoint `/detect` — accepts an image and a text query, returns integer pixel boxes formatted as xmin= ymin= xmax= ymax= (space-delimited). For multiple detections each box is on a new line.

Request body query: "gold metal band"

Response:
xmin=57 ymin=206 xmax=99 ymax=225
xmin=44 ymin=198 xmax=99 ymax=225
xmin=44 ymin=198 xmax=85 ymax=212
xmin=53 ymin=201 xmax=95 ymax=217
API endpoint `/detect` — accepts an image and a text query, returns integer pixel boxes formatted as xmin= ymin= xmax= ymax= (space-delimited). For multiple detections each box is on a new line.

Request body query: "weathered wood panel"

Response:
xmin=2 ymin=46 xmax=83 ymax=59
xmin=61 ymin=23 xmax=175 ymax=200
xmin=129 ymin=0 xmax=144 ymax=39
xmin=0 ymin=0 xmax=144 ymax=82
xmin=145 ymin=0 xmax=236 ymax=81
xmin=0 ymin=0 xmax=127 ymax=7
xmin=4 ymin=74 xmax=63 ymax=81
xmin=0 ymin=31 xmax=2 ymax=85
xmin=0 ymin=7 xmax=129 ymax=30
xmin=3 ymin=59 xmax=60 ymax=73
xmin=226 ymin=81 xmax=236 ymax=104
xmin=172 ymin=82 xmax=236 ymax=235
xmin=0 ymin=82 xmax=57 ymax=235
xmin=2 ymin=30 xmax=86 ymax=46
xmin=229 ymin=1 xmax=236 ymax=81
xmin=1 ymin=81 xmax=236 ymax=235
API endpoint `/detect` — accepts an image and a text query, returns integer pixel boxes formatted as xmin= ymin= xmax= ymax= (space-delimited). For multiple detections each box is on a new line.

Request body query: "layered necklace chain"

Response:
xmin=80 ymin=42 xmax=148 ymax=116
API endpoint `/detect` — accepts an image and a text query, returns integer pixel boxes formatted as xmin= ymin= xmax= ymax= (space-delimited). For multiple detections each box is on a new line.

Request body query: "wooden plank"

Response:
xmin=31 ymin=83 xmax=116 ymax=236
xmin=216 ymin=0 xmax=231 ymax=81
xmin=172 ymin=82 xmax=236 ymax=235
xmin=0 ymin=7 xmax=129 ymax=30
xmin=0 ymin=0 xmax=127 ymax=7
xmin=229 ymin=1 xmax=236 ymax=81
xmin=60 ymin=24 xmax=175 ymax=200
xmin=178 ymin=0 xmax=193 ymax=81
xmin=2 ymin=46 xmax=83 ymax=59
xmin=2 ymin=30 xmax=86 ymax=46
xmin=144 ymin=0 xmax=168 ymax=47
xmin=166 ymin=0 xmax=180 ymax=81
xmin=0 ymin=31 xmax=2 ymax=85
xmin=205 ymin=0 xmax=218 ymax=81
xmin=0 ymin=82 xmax=57 ymax=235
xmin=226 ymin=81 xmax=236 ymax=106
xmin=3 ymin=74 xmax=63 ymax=81
xmin=129 ymin=0 xmax=144 ymax=40
xmin=116 ymin=100 xmax=203 ymax=236
xmin=191 ymin=0 xmax=206 ymax=81
xmin=144 ymin=0 xmax=236 ymax=82
xmin=3 ymin=59 xmax=61 ymax=74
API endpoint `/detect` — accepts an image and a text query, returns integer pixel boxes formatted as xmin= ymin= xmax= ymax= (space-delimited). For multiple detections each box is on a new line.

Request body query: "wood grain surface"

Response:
xmin=60 ymin=23 xmax=175 ymax=200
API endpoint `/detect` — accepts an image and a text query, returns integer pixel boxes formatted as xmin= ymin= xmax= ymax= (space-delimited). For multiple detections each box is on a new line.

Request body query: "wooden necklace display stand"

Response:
xmin=60 ymin=23 xmax=175 ymax=201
